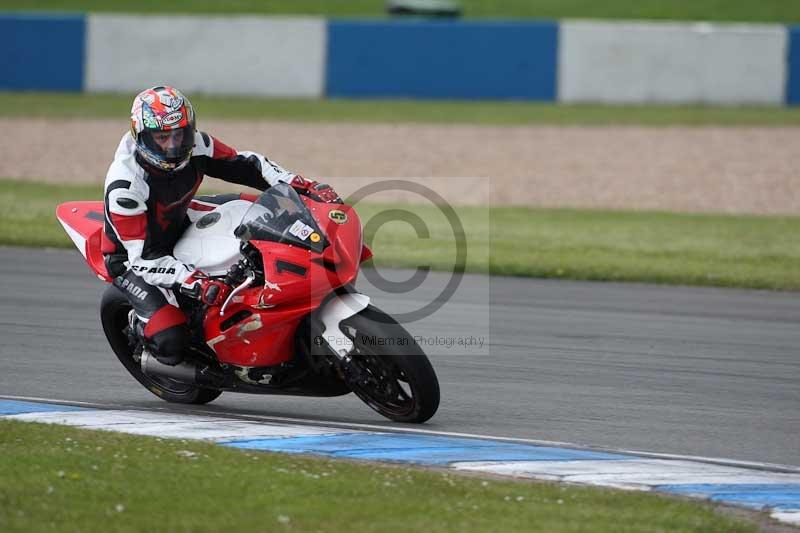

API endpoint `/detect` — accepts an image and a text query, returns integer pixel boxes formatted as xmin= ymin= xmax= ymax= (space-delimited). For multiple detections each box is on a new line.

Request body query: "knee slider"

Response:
xmin=148 ymin=325 xmax=188 ymax=365
xmin=143 ymin=305 xmax=188 ymax=365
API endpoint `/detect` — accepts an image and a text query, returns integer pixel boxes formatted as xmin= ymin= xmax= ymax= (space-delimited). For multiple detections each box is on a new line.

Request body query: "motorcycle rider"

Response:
xmin=103 ymin=85 xmax=340 ymax=365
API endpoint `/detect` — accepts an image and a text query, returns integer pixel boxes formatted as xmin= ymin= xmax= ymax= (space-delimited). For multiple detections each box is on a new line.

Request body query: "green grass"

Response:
xmin=5 ymin=179 xmax=800 ymax=290
xmin=3 ymin=92 xmax=800 ymax=125
xmin=1 ymin=0 xmax=799 ymax=23
xmin=0 ymin=181 xmax=102 ymax=248
xmin=357 ymin=203 xmax=800 ymax=290
xmin=0 ymin=419 xmax=756 ymax=532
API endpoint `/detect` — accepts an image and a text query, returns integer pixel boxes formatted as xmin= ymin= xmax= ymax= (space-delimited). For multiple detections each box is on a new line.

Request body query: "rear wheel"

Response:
xmin=341 ymin=305 xmax=439 ymax=423
xmin=100 ymin=286 xmax=221 ymax=405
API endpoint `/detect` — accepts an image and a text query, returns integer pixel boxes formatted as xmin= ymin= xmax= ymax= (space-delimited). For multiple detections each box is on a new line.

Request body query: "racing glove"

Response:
xmin=179 ymin=270 xmax=231 ymax=306
xmin=290 ymin=175 xmax=342 ymax=204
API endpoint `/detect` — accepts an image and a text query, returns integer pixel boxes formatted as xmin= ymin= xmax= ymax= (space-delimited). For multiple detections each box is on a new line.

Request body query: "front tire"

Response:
xmin=100 ymin=286 xmax=221 ymax=405
xmin=341 ymin=305 xmax=440 ymax=423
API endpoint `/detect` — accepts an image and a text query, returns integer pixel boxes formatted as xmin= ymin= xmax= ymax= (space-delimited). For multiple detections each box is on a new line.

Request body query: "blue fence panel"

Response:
xmin=327 ymin=20 xmax=558 ymax=100
xmin=0 ymin=14 xmax=85 ymax=91
xmin=787 ymin=26 xmax=800 ymax=105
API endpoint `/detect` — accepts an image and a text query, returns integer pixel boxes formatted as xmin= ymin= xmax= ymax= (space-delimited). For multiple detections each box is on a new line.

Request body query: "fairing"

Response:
xmin=58 ymin=185 xmax=364 ymax=368
xmin=173 ymin=200 xmax=250 ymax=276
xmin=203 ymin=187 xmax=363 ymax=366
xmin=55 ymin=201 xmax=111 ymax=282
xmin=235 ymin=184 xmax=328 ymax=253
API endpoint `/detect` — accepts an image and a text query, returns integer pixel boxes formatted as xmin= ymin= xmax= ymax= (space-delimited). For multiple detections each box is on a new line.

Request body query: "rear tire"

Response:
xmin=341 ymin=305 xmax=439 ymax=423
xmin=100 ymin=286 xmax=221 ymax=405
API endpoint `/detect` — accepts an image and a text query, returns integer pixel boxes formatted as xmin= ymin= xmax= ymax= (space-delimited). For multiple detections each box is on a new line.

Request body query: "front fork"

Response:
xmin=318 ymin=292 xmax=370 ymax=358
xmin=316 ymin=292 xmax=371 ymax=384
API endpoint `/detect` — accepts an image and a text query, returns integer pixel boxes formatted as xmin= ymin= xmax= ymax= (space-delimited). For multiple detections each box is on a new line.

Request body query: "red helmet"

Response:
xmin=130 ymin=86 xmax=196 ymax=172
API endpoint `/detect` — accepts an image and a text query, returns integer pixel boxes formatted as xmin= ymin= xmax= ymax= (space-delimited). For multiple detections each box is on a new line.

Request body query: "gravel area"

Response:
xmin=2 ymin=117 xmax=798 ymax=214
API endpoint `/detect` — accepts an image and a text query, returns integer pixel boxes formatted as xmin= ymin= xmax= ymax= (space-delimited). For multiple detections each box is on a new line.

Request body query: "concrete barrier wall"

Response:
xmin=0 ymin=14 xmax=85 ymax=91
xmin=2 ymin=14 xmax=800 ymax=106
xmin=327 ymin=21 xmax=558 ymax=100
xmin=85 ymin=15 xmax=326 ymax=97
xmin=788 ymin=27 xmax=800 ymax=105
xmin=559 ymin=21 xmax=787 ymax=105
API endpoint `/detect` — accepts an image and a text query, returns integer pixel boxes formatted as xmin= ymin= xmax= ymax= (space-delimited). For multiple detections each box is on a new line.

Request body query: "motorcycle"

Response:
xmin=56 ymin=183 xmax=440 ymax=423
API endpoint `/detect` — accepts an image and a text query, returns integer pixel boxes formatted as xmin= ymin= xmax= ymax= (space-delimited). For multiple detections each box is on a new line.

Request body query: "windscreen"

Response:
xmin=234 ymin=183 xmax=327 ymax=253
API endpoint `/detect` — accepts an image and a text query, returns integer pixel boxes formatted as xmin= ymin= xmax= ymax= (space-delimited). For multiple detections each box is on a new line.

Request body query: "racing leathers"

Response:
xmin=102 ymin=130 xmax=296 ymax=364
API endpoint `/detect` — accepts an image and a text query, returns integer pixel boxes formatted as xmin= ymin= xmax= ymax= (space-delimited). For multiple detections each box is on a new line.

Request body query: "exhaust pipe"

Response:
xmin=141 ymin=351 xmax=221 ymax=387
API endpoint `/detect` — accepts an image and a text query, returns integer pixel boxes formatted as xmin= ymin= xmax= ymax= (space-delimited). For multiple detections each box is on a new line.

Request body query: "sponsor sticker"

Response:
xmin=288 ymin=220 xmax=315 ymax=241
xmin=309 ymin=232 xmax=321 ymax=243
xmin=329 ymin=209 xmax=348 ymax=224
xmin=162 ymin=111 xmax=184 ymax=126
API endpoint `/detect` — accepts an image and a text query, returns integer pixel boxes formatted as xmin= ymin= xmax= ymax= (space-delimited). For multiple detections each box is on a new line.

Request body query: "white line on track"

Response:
xmin=3 ymin=393 xmax=798 ymax=474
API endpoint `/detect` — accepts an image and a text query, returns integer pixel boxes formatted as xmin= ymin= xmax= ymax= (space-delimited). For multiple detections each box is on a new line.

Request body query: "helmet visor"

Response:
xmin=140 ymin=126 xmax=195 ymax=168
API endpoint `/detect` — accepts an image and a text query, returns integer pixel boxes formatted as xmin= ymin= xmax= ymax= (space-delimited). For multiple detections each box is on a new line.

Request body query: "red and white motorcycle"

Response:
xmin=56 ymin=183 xmax=440 ymax=423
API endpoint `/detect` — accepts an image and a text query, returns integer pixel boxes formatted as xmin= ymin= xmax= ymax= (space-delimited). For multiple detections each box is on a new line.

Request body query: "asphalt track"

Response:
xmin=1 ymin=246 xmax=798 ymax=467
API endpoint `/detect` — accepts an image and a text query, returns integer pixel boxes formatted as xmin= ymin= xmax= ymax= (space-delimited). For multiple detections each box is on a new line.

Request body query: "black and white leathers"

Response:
xmin=103 ymin=130 xmax=295 ymax=285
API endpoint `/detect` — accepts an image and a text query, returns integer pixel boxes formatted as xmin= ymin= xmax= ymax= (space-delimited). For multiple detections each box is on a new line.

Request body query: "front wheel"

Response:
xmin=341 ymin=305 xmax=440 ymax=423
xmin=100 ymin=286 xmax=221 ymax=405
